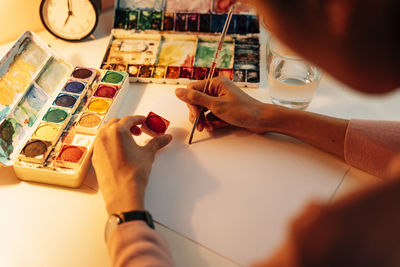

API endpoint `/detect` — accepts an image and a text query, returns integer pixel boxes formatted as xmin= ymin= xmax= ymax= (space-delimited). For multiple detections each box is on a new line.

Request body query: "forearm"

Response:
xmin=260 ymin=104 xmax=349 ymax=159
xmin=108 ymin=221 xmax=174 ymax=267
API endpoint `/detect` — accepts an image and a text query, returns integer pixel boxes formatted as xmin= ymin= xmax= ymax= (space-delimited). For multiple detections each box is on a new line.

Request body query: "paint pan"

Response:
xmin=157 ymin=35 xmax=197 ymax=67
xmin=101 ymin=63 xmax=115 ymax=70
xmin=62 ymin=81 xmax=87 ymax=94
xmin=139 ymin=65 xmax=154 ymax=78
xmin=55 ymin=145 xmax=87 ymax=168
xmin=71 ymin=67 xmax=95 ymax=80
xmin=76 ymin=112 xmax=104 ymax=134
xmin=152 ymin=66 xmax=167 ymax=78
xmin=218 ymin=69 xmax=233 ymax=80
xmin=163 ymin=12 xmax=175 ymax=31
xmin=187 ymin=14 xmax=199 ymax=32
xmin=138 ymin=10 xmax=152 ymax=30
xmin=141 ymin=111 xmax=170 ymax=137
xmin=211 ymin=14 xmax=227 ymax=33
xmin=19 ymin=139 xmax=52 ymax=164
xmin=36 ymin=57 xmax=70 ymax=94
xmin=212 ymin=68 xmax=220 ymax=78
xmin=199 ymin=14 xmax=211 ymax=32
xmin=101 ymin=71 xmax=126 ymax=85
xmin=32 ymin=122 xmax=62 ymax=144
xmin=69 ymin=133 xmax=96 ymax=148
xmin=114 ymin=9 xmax=130 ymax=29
xmin=127 ymin=65 xmax=140 ymax=77
xmin=85 ymin=98 xmax=111 ymax=114
xmin=42 ymin=107 xmax=70 ymax=125
xmin=114 ymin=64 xmax=127 ymax=72
xmin=151 ymin=11 xmax=162 ymax=30
xmin=194 ymin=38 xmax=234 ymax=69
xmin=94 ymin=84 xmax=118 ymax=99
xmin=193 ymin=67 xmax=208 ymax=80
xmin=53 ymin=93 xmax=79 ymax=110
xmin=175 ymin=14 xmax=187 ymax=31
xmin=247 ymin=15 xmax=259 ymax=33
xmin=234 ymin=15 xmax=248 ymax=35
xmin=180 ymin=67 xmax=193 ymax=79
xmin=233 ymin=69 xmax=246 ymax=82
xmin=165 ymin=66 xmax=180 ymax=79
xmin=246 ymin=70 xmax=259 ymax=83
xmin=127 ymin=10 xmax=139 ymax=30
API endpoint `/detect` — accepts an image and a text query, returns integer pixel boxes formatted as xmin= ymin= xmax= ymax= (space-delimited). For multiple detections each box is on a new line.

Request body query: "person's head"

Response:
xmin=249 ymin=0 xmax=400 ymax=94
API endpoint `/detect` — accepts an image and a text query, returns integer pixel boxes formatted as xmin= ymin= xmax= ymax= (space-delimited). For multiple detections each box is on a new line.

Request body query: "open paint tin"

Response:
xmin=0 ymin=31 xmax=129 ymax=188
xmin=101 ymin=0 xmax=261 ymax=87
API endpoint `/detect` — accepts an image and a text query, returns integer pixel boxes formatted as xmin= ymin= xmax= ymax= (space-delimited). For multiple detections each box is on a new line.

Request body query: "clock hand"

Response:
xmin=64 ymin=0 xmax=73 ymax=26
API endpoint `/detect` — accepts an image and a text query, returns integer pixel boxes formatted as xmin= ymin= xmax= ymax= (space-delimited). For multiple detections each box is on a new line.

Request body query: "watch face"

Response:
xmin=40 ymin=0 xmax=98 ymax=41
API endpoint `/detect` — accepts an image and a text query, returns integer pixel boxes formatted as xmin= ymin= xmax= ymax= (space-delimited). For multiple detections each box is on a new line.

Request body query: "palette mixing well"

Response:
xmin=0 ymin=31 xmax=129 ymax=188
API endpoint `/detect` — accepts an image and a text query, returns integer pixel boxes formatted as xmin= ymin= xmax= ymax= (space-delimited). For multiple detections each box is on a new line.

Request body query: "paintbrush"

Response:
xmin=188 ymin=5 xmax=235 ymax=145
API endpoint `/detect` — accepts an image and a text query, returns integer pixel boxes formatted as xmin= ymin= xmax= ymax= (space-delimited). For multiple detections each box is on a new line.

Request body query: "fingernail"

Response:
xmin=165 ymin=134 xmax=173 ymax=141
xmin=175 ymin=88 xmax=184 ymax=97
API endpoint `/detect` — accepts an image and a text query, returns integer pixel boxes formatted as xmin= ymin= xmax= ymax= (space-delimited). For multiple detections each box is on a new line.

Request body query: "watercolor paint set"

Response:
xmin=0 ymin=31 xmax=129 ymax=188
xmin=101 ymin=0 xmax=260 ymax=87
xmin=113 ymin=0 xmax=259 ymax=34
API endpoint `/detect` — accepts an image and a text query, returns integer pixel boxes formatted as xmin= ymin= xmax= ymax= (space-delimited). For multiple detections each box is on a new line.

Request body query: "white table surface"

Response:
xmin=0 ymin=10 xmax=398 ymax=267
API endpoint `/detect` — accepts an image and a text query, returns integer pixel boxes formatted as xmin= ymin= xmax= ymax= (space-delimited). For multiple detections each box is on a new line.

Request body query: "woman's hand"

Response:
xmin=92 ymin=116 xmax=172 ymax=216
xmin=175 ymin=76 xmax=272 ymax=133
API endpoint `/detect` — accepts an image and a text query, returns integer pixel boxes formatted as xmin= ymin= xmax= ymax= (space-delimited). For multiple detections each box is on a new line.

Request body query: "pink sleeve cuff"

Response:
xmin=107 ymin=221 xmax=174 ymax=267
xmin=344 ymin=119 xmax=400 ymax=178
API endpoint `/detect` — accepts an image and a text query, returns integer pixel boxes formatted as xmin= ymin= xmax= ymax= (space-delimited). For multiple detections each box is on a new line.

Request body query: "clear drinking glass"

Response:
xmin=267 ymin=38 xmax=321 ymax=110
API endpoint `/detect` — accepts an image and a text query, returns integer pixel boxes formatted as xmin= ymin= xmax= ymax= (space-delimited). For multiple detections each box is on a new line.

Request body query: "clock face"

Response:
xmin=40 ymin=0 xmax=98 ymax=41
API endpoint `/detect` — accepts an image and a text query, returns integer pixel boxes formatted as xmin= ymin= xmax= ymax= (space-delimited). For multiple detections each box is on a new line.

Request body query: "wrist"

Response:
xmin=254 ymin=103 xmax=288 ymax=133
xmin=105 ymin=187 xmax=145 ymax=216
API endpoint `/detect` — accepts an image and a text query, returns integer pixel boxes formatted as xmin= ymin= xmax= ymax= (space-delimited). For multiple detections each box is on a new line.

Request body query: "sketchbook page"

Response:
xmin=132 ymin=88 xmax=349 ymax=266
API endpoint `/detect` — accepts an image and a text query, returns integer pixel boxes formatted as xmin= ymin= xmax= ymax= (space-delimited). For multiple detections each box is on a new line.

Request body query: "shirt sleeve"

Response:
xmin=344 ymin=119 xmax=400 ymax=178
xmin=107 ymin=221 xmax=174 ymax=267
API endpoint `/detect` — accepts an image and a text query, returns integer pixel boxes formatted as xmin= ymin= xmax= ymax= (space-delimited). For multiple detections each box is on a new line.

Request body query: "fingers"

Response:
xmin=175 ymin=88 xmax=215 ymax=109
xmin=145 ymin=134 xmax=173 ymax=154
xmin=119 ymin=115 xmax=146 ymax=128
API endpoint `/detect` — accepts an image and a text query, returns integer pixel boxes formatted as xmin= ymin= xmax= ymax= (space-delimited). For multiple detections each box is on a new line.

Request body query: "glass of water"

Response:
xmin=267 ymin=38 xmax=321 ymax=110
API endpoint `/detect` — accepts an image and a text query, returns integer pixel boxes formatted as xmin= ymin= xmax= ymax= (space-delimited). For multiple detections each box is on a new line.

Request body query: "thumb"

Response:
xmin=175 ymin=88 xmax=215 ymax=109
xmin=145 ymin=134 xmax=173 ymax=154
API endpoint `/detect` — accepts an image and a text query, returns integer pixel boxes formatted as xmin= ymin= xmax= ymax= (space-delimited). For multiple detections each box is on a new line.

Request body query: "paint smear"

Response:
xmin=194 ymin=41 xmax=234 ymax=69
xmin=119 ymin=0 xmax=164 ymax=10
xmin=158 ymin=39 xmax=196 ymax=67
xmin=0 ymin=118 xmax=24 ymax=164
xmin=166 ymin=0 xmax=211 ymax=13
xmin=0 ymin=39 xmax=47 ymax=106
xmin=107 ymin=38 xmax=159 ymax=65
xmin=36 ymin=58 xmax=70 ymax=94
xmin=13 ymin=85 xmax=47 ymax=127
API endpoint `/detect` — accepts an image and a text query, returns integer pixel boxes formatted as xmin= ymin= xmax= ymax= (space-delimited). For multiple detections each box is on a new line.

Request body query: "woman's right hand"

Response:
xmin=175 ymin=76 xmax=273 ymax=133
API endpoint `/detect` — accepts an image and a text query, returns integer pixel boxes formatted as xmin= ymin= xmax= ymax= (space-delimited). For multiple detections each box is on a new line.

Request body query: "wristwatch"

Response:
xmin=105 ymin=210 xmax=155 ymax=242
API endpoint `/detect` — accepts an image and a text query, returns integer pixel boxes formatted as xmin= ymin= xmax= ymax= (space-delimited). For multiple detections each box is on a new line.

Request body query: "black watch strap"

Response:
xmin=120 ymin=210 xmax=155 ymax=229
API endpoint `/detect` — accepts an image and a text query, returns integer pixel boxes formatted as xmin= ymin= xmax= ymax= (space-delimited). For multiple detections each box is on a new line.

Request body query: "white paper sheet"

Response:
xmin=132 ymin=89 xmax=349 ymax=265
